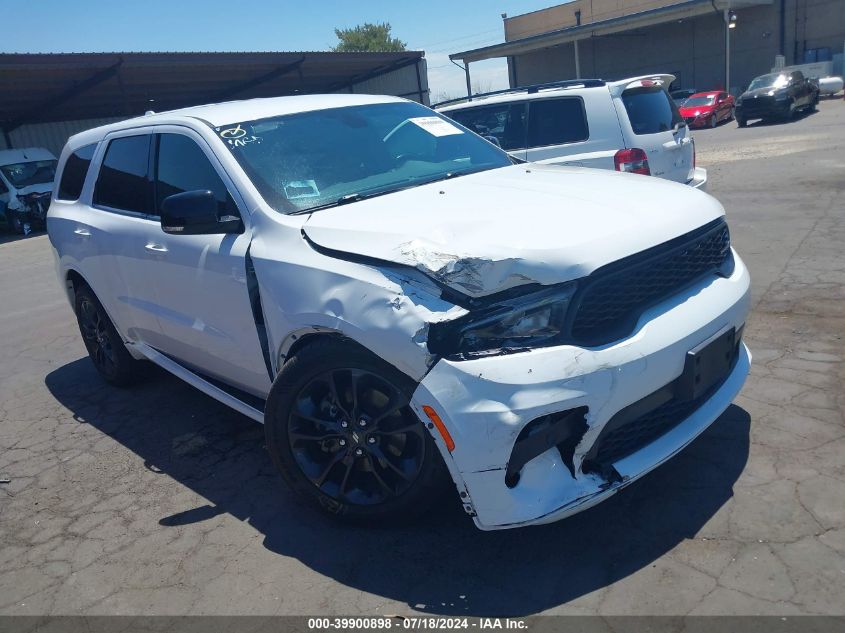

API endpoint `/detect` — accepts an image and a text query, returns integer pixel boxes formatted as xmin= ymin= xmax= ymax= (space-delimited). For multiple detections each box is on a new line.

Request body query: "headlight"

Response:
xmin=428 ymin=283 xmax=577 ymax=356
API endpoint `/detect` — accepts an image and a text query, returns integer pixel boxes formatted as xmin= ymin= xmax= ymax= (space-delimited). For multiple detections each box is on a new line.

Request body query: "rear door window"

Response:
xmin=526 ymin=97 xmax=589 ymax=147
xmin=154 ymin=133 xmax=236 ymax=216
xmin=444 ymin=103 xmax=527 ymax=151
xmin=93 ymin=135 xmax=153 ymax=214
xmin=57 ymin=144 xmax=97 ymax=201
xmin=621 ymin=87 xmax=683 ymax=135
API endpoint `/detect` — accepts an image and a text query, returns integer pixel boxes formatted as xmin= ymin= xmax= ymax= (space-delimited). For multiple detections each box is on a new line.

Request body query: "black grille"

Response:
xmin=569 ymin=220 xmax=731 ymax=345
xmin=588 ymin=387 xmax=714 ymax=466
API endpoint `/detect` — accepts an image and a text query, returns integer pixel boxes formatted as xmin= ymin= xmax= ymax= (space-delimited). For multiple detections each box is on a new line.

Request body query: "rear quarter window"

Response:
xmin=93 ymin=135 xmax=153 ymax=214
xmin=526 ymin=97 xmax=589 ymax=147
xmin=57 ymin=144 xmax=97 ymax=201
xmin=622 ymin=87 xmax=683 ymax=134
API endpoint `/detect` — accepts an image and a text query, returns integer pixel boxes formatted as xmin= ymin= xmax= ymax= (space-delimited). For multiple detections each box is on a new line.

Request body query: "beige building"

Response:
xmin=451 ymin=0 xmax=845 ymax=95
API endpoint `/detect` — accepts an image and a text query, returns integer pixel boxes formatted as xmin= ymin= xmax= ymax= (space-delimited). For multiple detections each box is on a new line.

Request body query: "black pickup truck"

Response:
xmin=735 ymin=70 xmax=819 ymax=126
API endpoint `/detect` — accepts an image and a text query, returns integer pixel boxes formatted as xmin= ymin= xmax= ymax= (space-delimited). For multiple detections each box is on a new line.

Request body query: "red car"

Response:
xmin=678 ymin=91 xmax=736 ymax=128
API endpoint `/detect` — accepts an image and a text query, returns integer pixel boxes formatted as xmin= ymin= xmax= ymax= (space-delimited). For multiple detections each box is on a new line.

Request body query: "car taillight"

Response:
xmin=614 ymin=148 xmax=651 ymax=175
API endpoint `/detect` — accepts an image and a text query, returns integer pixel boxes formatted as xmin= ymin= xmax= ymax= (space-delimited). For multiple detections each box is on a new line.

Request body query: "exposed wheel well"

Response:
xmin=65 ymin=269 xmax=89 ymax=302
xmin=282 ymin=331 xmax=345 ymax=368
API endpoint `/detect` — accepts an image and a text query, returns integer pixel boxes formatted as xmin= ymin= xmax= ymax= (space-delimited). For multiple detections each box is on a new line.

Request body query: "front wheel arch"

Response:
xmin=264 ymin=336 xmax=452 ymax=522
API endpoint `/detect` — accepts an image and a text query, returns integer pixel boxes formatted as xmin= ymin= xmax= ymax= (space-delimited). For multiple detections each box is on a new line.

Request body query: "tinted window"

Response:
xmin=622 ymin=87 xmax=683 ymax=135
xmin=444 ymin=103 xmax=528 ymax=151
xmin=527 ymin=98 xmax=589 ymax=147
xmin=93 ymin=135 xmax=152 ymax=213
xmin=57 ymin=144 xmax=97 ymax=201
xmin=155 ymin=134 xmax=234 ymax=215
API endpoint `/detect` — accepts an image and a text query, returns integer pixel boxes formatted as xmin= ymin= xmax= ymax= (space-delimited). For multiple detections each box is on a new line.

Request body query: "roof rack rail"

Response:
xmin=432 ymin=78 xmax=606 ymax=108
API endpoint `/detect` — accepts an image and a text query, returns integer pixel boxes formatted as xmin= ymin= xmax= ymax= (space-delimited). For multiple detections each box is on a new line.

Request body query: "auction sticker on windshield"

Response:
xmin=409 ymin=116 xmax=464 ymax=137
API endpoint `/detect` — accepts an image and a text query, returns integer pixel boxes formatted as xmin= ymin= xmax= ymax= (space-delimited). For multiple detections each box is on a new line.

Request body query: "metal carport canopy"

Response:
xmin=0 ymin=51 xmax=425 ymax=134
xmin=450 ymin=0 xmax=770 ymax=64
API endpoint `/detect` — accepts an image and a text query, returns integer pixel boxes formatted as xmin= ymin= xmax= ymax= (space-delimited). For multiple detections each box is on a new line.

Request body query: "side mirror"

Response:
xmin=160 ymin=190 xmax=243 ymax=235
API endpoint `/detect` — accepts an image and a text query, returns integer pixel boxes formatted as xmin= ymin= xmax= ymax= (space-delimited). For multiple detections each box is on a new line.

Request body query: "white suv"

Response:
xmin=438 ymin=75 xmax=707 ymax=190
xmin=48 ymin=94 xmax=749 ymax=530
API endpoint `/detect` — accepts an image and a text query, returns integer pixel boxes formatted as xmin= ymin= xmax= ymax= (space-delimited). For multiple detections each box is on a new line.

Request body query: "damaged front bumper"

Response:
xmin=410 ymin=250 xmax=750 ymax=530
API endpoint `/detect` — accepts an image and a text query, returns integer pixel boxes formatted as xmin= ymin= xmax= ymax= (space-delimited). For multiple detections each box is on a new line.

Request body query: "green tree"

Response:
xmin=332 ymin=22 xmax=406 ymax=52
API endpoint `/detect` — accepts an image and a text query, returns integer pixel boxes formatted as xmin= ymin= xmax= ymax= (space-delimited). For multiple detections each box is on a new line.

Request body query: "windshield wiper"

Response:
xmin=289 ymin=166 xmax=498 ymax=215
xmin=289 ymin=189 xmax=397 ymax=215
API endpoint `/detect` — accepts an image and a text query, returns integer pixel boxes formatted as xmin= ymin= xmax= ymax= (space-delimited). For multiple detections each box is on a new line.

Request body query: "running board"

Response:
xmin=129 ymin=341 xmax=265 ymax=423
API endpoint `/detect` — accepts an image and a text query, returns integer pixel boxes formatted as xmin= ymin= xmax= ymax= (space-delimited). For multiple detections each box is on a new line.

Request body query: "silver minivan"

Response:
xmin=438 ymin=75 xmax=707 ymax=190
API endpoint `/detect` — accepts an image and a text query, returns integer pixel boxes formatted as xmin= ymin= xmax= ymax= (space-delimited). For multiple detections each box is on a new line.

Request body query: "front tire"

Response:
xmin=265 ymin=338 xmax=448 ymax=523
xmin=737 ymin=116 xmax=747 ymax=128
xmin=74 ymin=284 xmax=145 ymax=386
xmin=710 ymin=114 xmax=717 ymax=128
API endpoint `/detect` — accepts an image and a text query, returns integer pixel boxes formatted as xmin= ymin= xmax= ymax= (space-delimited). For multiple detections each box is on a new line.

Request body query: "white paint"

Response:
xmin=48 ymin=93 xmax=751 ymax=530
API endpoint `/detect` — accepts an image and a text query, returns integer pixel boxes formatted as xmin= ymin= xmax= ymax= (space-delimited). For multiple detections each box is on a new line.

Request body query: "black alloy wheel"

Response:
xmin=288 ymin=368 xmax=426 ymax=505
xmin=264 ymin=338 xmax=448 ymax=522
xmin=74 ymin=284 xmax=144 ymax=386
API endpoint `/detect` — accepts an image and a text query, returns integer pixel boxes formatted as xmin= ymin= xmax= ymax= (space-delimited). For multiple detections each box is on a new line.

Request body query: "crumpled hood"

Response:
xmin=303 ymin=164 xmax=725 ymax=298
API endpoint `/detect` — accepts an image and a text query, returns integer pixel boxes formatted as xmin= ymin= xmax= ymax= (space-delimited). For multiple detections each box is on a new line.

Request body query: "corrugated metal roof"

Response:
xmin=0 ymin=51 xmax=424 ymax=132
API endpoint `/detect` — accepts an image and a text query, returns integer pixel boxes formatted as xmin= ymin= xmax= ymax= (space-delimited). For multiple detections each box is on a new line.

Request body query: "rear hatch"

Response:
xmin=611 ymin=76 xmax=695 ymax=185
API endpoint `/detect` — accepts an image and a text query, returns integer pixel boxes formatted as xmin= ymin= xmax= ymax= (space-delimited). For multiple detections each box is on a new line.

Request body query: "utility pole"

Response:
xmin=724 ymin=8 xmax=731 ymax=93
xmin=724 ymin=7 xmax=736 ymax=93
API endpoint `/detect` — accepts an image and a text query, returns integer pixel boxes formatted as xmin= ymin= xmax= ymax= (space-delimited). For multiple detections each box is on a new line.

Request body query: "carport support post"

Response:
xmin=574 ymin=39 xmax=581 ymax=79
xmin=724 ymin=8 xmax=731 ymax=94
xmin=465 ymin=62 xmax=472 ymax=99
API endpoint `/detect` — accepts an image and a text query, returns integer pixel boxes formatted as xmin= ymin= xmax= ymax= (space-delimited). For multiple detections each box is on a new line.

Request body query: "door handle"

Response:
xmin=144 ymin=243 xmax=168 ymax=254
xmin=73 ymin=227 xmax=91 ymax=237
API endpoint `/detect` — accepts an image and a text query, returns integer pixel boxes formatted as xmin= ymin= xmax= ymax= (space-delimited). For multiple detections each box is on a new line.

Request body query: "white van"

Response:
xmin=0 ymin=147 xmax=57 ymax=234
xmin=438 ymin=75 xmax=707 ymax=190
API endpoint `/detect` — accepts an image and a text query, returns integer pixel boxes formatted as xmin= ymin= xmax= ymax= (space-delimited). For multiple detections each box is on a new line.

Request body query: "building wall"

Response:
xmin=0 ymin=116 xmax=125 ymax=155
xmin=346 ymin=58 xmax=430 ymax=104
xmin=510 ymin=0 xmax=844 ymax=94
xmin=505 ymin=0 xmax=684 ymax=40
xmin=1 ymin=60 xmax=430 ymax=156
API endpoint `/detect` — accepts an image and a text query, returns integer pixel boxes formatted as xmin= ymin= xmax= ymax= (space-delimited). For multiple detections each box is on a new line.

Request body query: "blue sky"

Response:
xmin=2 ymin=0 xmax=561 ymax=99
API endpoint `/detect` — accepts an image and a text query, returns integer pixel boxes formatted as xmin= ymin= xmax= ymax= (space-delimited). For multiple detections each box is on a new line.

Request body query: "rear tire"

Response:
xmin=264 ymin=338 xmax=449 ymax=523
xmin=74 ymin=283 xmax=145 ymax=386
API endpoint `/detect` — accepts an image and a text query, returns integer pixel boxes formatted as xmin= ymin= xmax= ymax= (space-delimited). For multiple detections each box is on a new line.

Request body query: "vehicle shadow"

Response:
xmin=0 ymin=228 xmax=42 ymax=244
xmin=45 ymin=357 xmax=751 ymax=617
